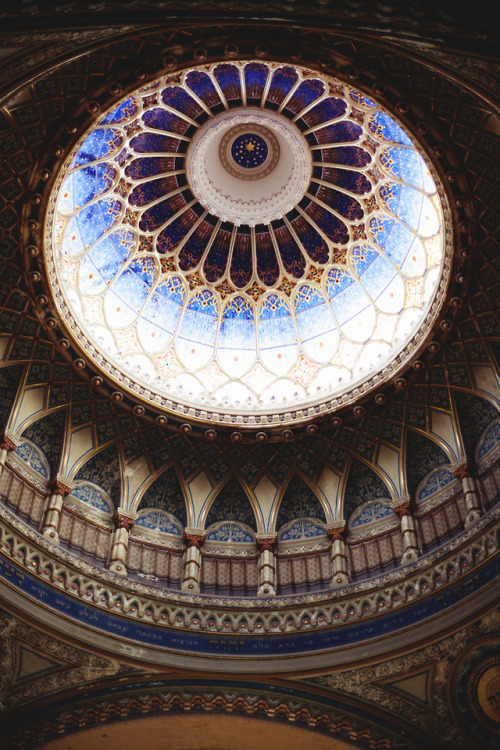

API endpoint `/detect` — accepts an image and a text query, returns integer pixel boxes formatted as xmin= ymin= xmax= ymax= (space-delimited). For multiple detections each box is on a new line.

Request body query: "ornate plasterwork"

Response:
xmin=0 ymin=494 xmax=497 ymax=664
xmin=41 ymin=60 xmax=453 ymax=428
xmin=188 ymin=110 xmax=309 ymax=224
xmin=2 ymin=681 xmax=402 ymax=750
xmin=219 ymin=123 xmax=280 ymax=180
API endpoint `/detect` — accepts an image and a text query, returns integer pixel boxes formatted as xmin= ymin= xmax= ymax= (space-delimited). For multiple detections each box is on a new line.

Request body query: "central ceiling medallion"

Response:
xmin=221 ymin=123 xmax=278 ymax=179
xmin=187 ymin=109 xmax=310 ymax=225
xmin=44 ymin=60 xmax=451 ymax=427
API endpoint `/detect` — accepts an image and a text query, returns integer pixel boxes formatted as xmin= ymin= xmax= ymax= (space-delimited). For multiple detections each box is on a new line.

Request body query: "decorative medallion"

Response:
xmin=220 ymin=123 xmax=279 ymax=179
xmin=452 ymin=641 xmax=500 ymax=750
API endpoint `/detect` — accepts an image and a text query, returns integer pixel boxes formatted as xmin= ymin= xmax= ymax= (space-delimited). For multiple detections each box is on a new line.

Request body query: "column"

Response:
xmin=326 ymin=523 xmax=350 ymax=587
xmin=40 ymin=476 xmax=74 ymax=544
xmin=393 ymin=499 xmax=419 ymax=564
xmin=256 ymin=534 xmax=277 ymax=597
xmin=181 ymin=530 xmax=205 ymax=593
xmin=108 ymin=510 xmax=137 ymax=576
xmin=0 ymin=434 xmax=17 ymax=478
xmin=453 ymin=462 xmax=482 ymax=528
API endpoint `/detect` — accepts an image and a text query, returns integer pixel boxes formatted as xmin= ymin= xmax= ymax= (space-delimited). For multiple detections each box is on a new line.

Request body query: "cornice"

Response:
xmin=0 ymin=494 xmax=498 ymax=671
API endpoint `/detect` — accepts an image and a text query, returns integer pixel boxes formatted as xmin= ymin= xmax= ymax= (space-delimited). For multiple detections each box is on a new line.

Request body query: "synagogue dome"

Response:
xmin=44 ymin=62 xmax=450 ymax=427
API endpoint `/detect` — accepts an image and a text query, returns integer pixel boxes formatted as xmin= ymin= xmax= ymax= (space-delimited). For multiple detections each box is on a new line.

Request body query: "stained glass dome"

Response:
xmin=44 ymin=62 xmax=450 ymax=426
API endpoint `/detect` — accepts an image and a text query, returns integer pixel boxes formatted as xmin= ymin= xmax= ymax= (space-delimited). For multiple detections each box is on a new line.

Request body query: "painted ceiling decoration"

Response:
xmin=44 ymin=61 xmax=450 ymax=427
xmin=0 ymin=3 xmax=498 ymax=749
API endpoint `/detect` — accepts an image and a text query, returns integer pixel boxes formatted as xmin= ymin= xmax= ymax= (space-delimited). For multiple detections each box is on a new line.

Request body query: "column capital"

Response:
xmin=51 ymin=475 xmax=75 ymax=497
xmin=1 ymin=431 xmax=18 ymax=453
xmin=256 ymin=534 xmax=277 ymax=552
xmin=184 ymin=529 xmax=206 ymax=548
xmin=391 ymin=497 xmax=412 ymax=518
xmin=114 ymin=509 xmax=137 ymax=531
xmin=325 ymin=522 xmax=346 ymax=541
xmin=450 ymin=458 xmax=471 ymax=479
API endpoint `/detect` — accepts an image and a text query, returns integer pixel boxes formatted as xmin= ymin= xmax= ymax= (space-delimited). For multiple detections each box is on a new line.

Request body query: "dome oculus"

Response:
xmin=44 ymin=61 xmax=450 ymax=426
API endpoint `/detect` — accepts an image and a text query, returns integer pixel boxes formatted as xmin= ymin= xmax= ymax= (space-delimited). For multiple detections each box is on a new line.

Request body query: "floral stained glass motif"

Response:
xmin=46 ymin=62 xmax=449 ymax=423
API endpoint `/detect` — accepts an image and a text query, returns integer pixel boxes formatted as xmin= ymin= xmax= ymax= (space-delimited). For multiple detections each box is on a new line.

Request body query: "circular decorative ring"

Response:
xmin=219 ymin=123 xmax=279 ymax=180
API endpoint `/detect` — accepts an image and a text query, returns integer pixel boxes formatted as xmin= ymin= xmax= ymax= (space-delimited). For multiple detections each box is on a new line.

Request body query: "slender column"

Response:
xmin=256 ymin=534 xmax=277 ymax=597
xmin=326 ymin=523 xmax=350 ymax=587
xmin=181 ymin=530 xmax=205 ymax=593
xmin=0 ymin=434 xmax=17 ymax=477
xmin=453 ymin=462 xmax=482 ymax=528
xmin=108 ymin=510 xmax=137 ymax=576
xmin=40 ymin=476 xmax=74 ymax=544
xmin=393 ymin=499 xmax=419 ymax=564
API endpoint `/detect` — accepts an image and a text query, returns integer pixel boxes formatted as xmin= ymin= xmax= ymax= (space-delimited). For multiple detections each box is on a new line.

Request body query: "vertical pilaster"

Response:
xmin=256 ymin=534 xmax=277 ymax=597
xmin=181 ymin=530 xmax=205 ymax=593
xmin=326 ymin=523 xmax=350 ymax=587
xmin=453 ymin=462 xmax=482 ymax=528
xmin=393 ymin=499 xmax=419 ymax=564
xmin=108 ymin=510 xmax=137 ymax=576
xmin=40 ymin=476 xmax=74 ymax=544
xmin=0 ymin=434 xmax=17 ymax=477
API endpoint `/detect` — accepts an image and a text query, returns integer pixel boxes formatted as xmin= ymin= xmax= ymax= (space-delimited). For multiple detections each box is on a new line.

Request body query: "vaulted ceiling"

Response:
xmin=0 ymin=3 xmax=498 ymax=749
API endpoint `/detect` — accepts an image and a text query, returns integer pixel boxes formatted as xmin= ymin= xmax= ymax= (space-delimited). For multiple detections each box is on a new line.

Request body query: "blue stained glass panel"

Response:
xmin=161 ymin=86 xmax=203 ymax=119
xmin=370 ymin=215 xmax=417 ymax=269
xmin=64 ymin=197 xmax=122 ymax=257
xmin=72 ymin=128 xmax=123 ymax=167
xmin=286 ymin=78 xmax=324 ymax=113
xmin=101 ymin=97 xmax=139 ymax=124
xmin=329 ymin=278 xmax=371 ymax=325
xmin=326 ymin=268 xmax=354 ymax=297
xmin=302 ymin=98 xmax=347 ymax=128
xmin=185 ymin=70 xmax=222 ymax=109
xmin=130 ymin=132 xmax=181 ymax=154
xmin=59 ymin=163 xmax=117 ymax=214
xmin=218 ymin=296 xmax=256 ymax=376
xmin=125 ymin=156 xmax=178 ymax=180
xmin=266 ymin=66 xmax=299 ymax=105
xmin=259 ymin=295 xmax=298 ymax=375
xmin=214 ymin=63 xmax=242 ymax=102
xmin=294 ymin=285 xmax=339 ymax=361
xmin=380 ymin=146 xmax=435 ymax=192
xmin=137 ymin=277 xmax=185 ymax=353
xmin=368 ymin=112 xmax=413 ymax=145
xmin=348 ymin=90 xmax=377 ymax=109
xmin=142 ymin=108 xmax=190 ymax=136
xmin=176 ymin=291 xmax=218 ymax=369
xmin=244 ymin=62 xmax=269 ymax=100
xmin=350 ymin=245 xmax=380 ymax=276
xmin=379 ymin=183 xmax=426 ymax=232
xmin=78 ymin=230 xmax=134 ymax=295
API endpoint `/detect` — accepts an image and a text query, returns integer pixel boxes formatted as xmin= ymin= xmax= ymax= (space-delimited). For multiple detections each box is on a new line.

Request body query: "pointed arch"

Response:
xmin=274 ymin=473 xmax=327 ymax=532
xmin=20 ymin=408 xmax=67 ymax=479
xmin=453 ymin=390 xmax=500 ymax=464
xmin=74 ymin=443 xmax=122 ymax=509
xmin=405 ymin=428 xmax=451 ymax=498
xmin=0 ymin=363 xmax=25 ymax=430
xmin=204 ymin=476 xmax=257 ymax=531
xmin=136 ymin=464 xmax=187 ymax=526
xmin=343 ymin=457 xmax=392 ymax=523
